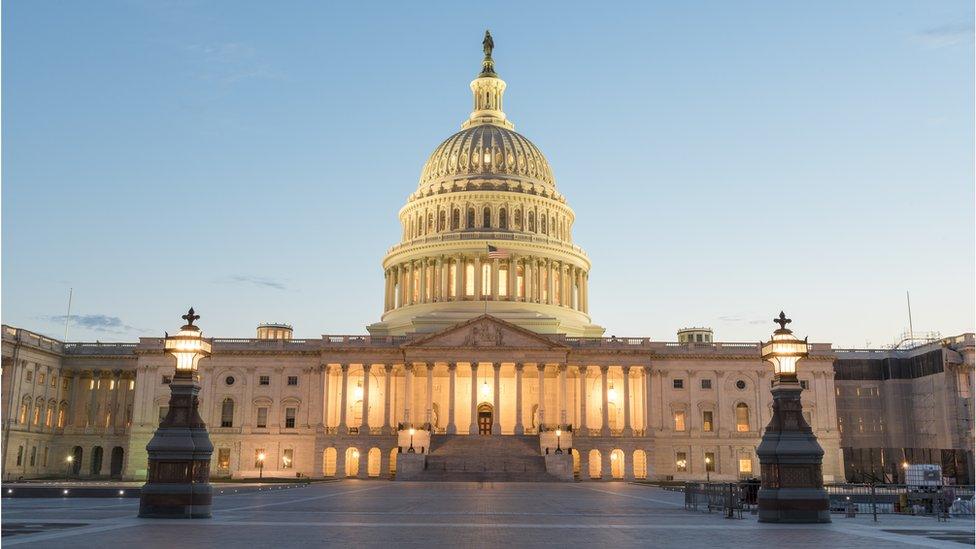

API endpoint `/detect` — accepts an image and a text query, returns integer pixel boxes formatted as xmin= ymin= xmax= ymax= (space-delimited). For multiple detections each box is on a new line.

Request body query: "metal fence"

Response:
xmin=682 ymin=482 xmax=975 ymax=521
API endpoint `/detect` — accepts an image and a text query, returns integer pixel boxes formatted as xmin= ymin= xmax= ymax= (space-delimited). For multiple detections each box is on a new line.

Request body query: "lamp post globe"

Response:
xmin=407 ymin=427 xmax=416 ymax=453
xmin=756 ymin=312 xmax=830 ymax=523
xmin=258 ymin=453 xmax=266 ymax=479
xmin=705 ymin=455 xmax=712 ymax=483
xmin=139 ymin=308 xmax=214 ymax=519
xmin=555 ymin=429 xmax=563 ymax=454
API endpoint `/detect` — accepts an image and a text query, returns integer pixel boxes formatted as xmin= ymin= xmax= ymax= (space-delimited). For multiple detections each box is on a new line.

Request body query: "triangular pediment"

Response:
xmin=403 ymin=315 xmax=568 ymax=350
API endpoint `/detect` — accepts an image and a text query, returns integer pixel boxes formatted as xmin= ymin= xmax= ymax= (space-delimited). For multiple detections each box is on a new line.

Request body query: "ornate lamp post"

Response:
xmin=554 ymin=429 xmax=563 ymax=454
xmin=704 ymin=455 xmax=712 ymax=483
xmin=757 ymin=312 xmax=830 ymax=523
xmin=139 ymin=308 xmax=214 ymax=519
xmin=65 ymin=455 xmax=73 ymax=481
xmin=407 ymin=427 xmax=416 ymax=453
xmin=258 ymin=453 xmax=266 ymax=479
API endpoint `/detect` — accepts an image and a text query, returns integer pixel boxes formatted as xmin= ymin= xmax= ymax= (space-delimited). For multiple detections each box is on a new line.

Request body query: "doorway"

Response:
xmin=478 ymin=403 xmax=493 ymax=435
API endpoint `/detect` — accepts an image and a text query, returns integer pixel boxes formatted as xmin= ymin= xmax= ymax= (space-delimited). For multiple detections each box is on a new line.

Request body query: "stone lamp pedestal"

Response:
xmin=756 ymin=379 xmax=830 ymax=523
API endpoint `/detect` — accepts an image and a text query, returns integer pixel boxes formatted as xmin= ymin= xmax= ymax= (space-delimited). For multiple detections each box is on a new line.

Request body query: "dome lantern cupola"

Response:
xmin=463 ymin=30 xmax=514 ymax=130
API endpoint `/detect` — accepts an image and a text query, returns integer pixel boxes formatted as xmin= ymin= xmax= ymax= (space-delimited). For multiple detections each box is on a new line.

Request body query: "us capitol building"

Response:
xmin=3 ymin=35 xmax=973 ymax=484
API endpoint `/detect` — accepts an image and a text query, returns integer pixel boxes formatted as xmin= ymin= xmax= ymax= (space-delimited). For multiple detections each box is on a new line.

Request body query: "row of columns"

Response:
xmin=383 ymin=255 xmax=590 ymax=313
xmin=327 ymin=363 xmax=643 ymax=436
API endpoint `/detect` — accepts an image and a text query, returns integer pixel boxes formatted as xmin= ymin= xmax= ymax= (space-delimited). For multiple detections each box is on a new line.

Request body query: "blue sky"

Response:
xmin=3 ymin=1 xmax=973 ymax=347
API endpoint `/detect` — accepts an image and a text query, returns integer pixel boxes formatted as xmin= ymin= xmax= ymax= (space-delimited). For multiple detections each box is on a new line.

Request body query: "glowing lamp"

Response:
xmin=761 ymin=312 xmax=808 ymax=381
xmin=901 ymin=461 xmax=909 ymax=470
xmin=257 ymin=453 xmax=266 ymax=462
xmin=66 ymin=456 xmax=74 ymax=463
xmin=354 ymin=383 xmax=364 ymax=400
xmin=607 ymin=383 xmax=617 ymax=403
xmin=481 ymin=380 xmax=490 ymax=397
xmin=164 ymin=308 xmax=211 ymax=377
xmin=409 ymin=428 xmax=416 ymax=436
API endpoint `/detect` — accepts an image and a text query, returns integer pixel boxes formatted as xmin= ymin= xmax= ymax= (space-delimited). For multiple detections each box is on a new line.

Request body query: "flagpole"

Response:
xmin=63 ymin=288 xmax=73 ymax=341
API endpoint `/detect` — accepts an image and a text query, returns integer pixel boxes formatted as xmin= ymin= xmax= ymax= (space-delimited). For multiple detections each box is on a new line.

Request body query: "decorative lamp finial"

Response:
xmin=480 ymin=29 xmax=496 ymax=77
xmin=181 ymin=307 xmax=200 ymax=328
xmin=774 ymin=311 xmax=791 ymax=331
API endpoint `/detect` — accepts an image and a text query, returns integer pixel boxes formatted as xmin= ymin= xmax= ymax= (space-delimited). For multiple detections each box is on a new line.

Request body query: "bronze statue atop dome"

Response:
xmin=480 ymin=30 xmax=496 ymax=77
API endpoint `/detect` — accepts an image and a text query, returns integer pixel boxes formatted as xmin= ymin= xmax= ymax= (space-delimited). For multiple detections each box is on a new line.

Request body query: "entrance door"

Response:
xmin=478 ymin=404 xmax=492 ymax=435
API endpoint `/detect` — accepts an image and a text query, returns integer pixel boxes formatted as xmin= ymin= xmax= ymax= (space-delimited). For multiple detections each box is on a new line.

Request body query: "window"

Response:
xmin=256 ymin=407 xmax=268 ymax=428
xmin=33 ymin=405 xmax=41 ymax=425
xmin=38 ymin=373 xmax=46 ymax=385
xmin=465 ymin=262 xmax=475 ymax=296
xmin=128 ymin=380 xmax=135 ymax=390
xmin=499 ymin=208 xmax=507 ymax=229
xmin=57 ymin=406 xmax=66 ymax=428
xmin=158 ymin=406 xmax=169 ymax=425
xmin=483 ymin=207 xmax=491 ymax=228
xmin=799 ymin=380 xmax=809 ymax=390
xmin=225 ymin=376 xmax=235 ymax=386
xmin=467 ymin=208 xmax=475 ymax=228
xmin=51 ymin=375 xmax=57 ymax=387
xmin=735 ymin=379 xmax=746 ymax=390
xmin=16 ymin=446 xmax=23 ymax=466
xmin=702 ymin=411 xmax=713 ymax=432
xmin=25 ymin=370 xmax=33 ymax=382
xmin=451 ymin=209 xmax=460 ymax=230
xmin=259 ymin=375 xmax=270 ymax=386
xmin=673 ymin=379 xmax=684 ymax=389
xmin=29 ymin=446 xmax=36 ymax=467
xmin=735 ymin=403 xmax=750 ymax=432
xmin=218 ymin=448 xmax=230 ymax=469
xmin=42 ymin=447 xmax=48 ymax=467
xmin=220 ymin=398 xmax=234 ymax=428
xmin=162 ymin=375 xmax=172 ymax=385
xmin=498 ymin=265 xmax=508 ymax=297
xmin=45 ymin=406 xmax=53 ymax=427
xmin=528 ymin=211 xmax=535 ymax=231
xmin=282 ymin=448 xmax=294 ymax=469
xmin=109 ymin=379 xmax=116 ymax=390
xmin=676 ymin=451 xmax=687 ymax=472
xmin=705 ymin=452 xmax=715 ymax=472
xmin=285 ymin=407 xmax=296 ymax=429
xmin=19 ymin=401 xmax=29 ymax=424
xmin=254 ymin=449 xmax=266 ymax=468
xmin=287 ymin=376 xmax=298 ymax=386
xmin=700 ymin=379 xmax=712 ymax=390
xmin=738 ymin=458 xmax=753 ymax=475
xmin=63 ymin=379 xmax=70 ymax=390
xmin=673 ymin=411 xmax=686 ymax=432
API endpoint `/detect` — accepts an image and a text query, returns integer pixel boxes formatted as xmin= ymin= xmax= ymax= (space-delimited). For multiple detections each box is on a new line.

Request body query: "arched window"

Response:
xmin=528 ymin=211 xmax=536 ymax=232
xmin=19 ymin=397 xmax=30 ymax=424
xmin=57 ymin=403 xmax=67 ymax=428
xmin=415 ymin=214 xmax=422 ymax=236
xmin=221 ymin=398 xmax=234 ymax=428
xmin=33 ymin=404 xmax=42 ymax=425
xmin=451 ymin=209 xmax=460 ymax=230
xmin=467 ymin=208 xmax=475 ymax=228
xmin=483 ymin=207 xmax=491 ymax=228
xmin=735 ymin=403 xmax=750 ymax=432
xmin=499 ymin=208 xmax=507 ymax=229
xmin=514 ymin=209 xmax=522 ymax=230
xmin=540 ymin=214 xmax=548 ymax=235
xmin=427 ymin=213 xmax=434 ymax=234
xmin=438 ymin=211 xmax=446 ymax=231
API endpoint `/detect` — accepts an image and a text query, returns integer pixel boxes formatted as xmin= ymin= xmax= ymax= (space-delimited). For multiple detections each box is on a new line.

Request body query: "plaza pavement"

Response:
xmin=1 ymin=481 xmax=973 ymax=548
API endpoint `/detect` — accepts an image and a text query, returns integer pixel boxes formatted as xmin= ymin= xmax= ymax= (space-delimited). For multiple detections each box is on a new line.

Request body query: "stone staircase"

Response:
xmin=413 ymin=435 xmax=561 ymax=482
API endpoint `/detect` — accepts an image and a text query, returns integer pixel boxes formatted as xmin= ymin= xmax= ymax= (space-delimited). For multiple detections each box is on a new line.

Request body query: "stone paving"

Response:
xmin=2 ymin=481 xmax=973 ymax=548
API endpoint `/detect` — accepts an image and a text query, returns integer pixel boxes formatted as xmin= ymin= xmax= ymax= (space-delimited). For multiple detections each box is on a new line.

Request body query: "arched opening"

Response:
xmin=90 ymin=446 xmax=104 ymax=476
xmin=451 ymin=209 xmax=460 ymax=230
xmin=514 ymin=209 xmax=522 ymax=229
xmin=477 ymin=403 xmax=493 ymax=435
xmin=482 ymin=207 xmax=491 ymax=228
xmin=344 ymin=447 xmax=360 ymax=477
xmin=540 ymin=214 xmax=547 ymax=235
xmin=588 ymin=449 xmax=602 ymax=479
xmin=530 ymin=404 xmax=539 ymax=431
xmin=528 ymin=211 xmax=536 ymax=232
xmin=467 ymin=208 xmax=475 ymax=228
xmin=221 ymin=397 xmax=234 ymax=428
xmin=438 ymin=211 xmax=446 ymax=231
xmin=389 ymin=448 xmax=398 ymax=477
xmin=571 ymin=448 xmax=581 ymax=478
xmin=610 ymin=449 xmax=625 ymax=479
xmin=323 ymin=448 xmax=337 ymax=477
xmin=110 ymin=447 xmax=124 ymax=478
xmin=427 ymin=213 xmax=434 ymax=234
xmin=607 ymin=402 xmax=618 ymax=431
xmin=367 ymin=447 xmax=381 ymax=477
xmin=499 ymin=208 xmax=507 ymax=229
xmin=71 ymin=446 xmax=83 ymax=475
xmin=736 ymin=403 xmax=750 ymax=432
xmin=633 ymin=450 xmax=648 ymax=480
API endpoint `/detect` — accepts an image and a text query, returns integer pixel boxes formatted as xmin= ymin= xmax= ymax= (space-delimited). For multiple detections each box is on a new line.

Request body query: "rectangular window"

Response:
xmin=259 ymin=375 xmax=270 ymax=386
xmin=705 ymin=452 xmax=715 ymax=472
xmin=51 ymin=375 xmax=57 ymax=387
xmin=57 ymin=408 xmax=65 ymax=428
xmin=45 ymin=407 xmax=53 ymax=427
xmin=287 ymin=376 xmax=298 ymax=386
xmin=702 ymin=411 xmax=713 ymax=432
xmin=254 ymin=449 xmax=266 ymax=468
xmin=42 ymin=447 xmax=48 ymax=467
xmin=218 ymin=448 xmax=230 ymax=469
xmin=673 ymin=411 xmax=686 ymax=432
xmin=799 ymin=380 xmax=809 ymax=390
xmin=676 ymin=451 xmax=687 ymax=472
xmin=256 ymin=407 xmax=268 ymax=428
xmin=700 ymin=379 xmax=712 ymax=389
xmin=673 ymin=379 xmax=684 ymax=389
xmin=38 ymin=373 xmax=46 ymax=385
xmin=25 ymin=370 xmax=33 ymax=382
xmin=128 ymin=380 xmax=135 ymax=390
xmin=738 ymin=458 xmax=752 ymax=475
xmin=158 ymin=406 xmax=168 ymax=424
xmin=285 ymin=407 xmax=296 ymax=429
xmin=63 ymin=378 xmax=70 ymax=390
xmin=109 ymin=379 xmax=116 ymax=390
xmin=29 ymin=446 xmax=36 ymax=466
xmin=282 ymin=448 xmax=294 ymax=469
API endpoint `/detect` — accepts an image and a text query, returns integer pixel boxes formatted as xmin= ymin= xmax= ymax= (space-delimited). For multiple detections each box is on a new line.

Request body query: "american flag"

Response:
xmin=487 ymin=244 xmax=511 ymax=259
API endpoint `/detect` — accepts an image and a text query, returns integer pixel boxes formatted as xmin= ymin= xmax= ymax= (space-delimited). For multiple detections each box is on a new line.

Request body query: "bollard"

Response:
xmin=845 ymin=498 xmax=856 ymax=518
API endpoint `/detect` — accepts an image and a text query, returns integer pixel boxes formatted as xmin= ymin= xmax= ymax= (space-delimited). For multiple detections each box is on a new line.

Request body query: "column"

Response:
xmin=474 ymin=256 xmax=482 ymax=300
xmin=491 ymin=363 xmax=501 ymax=434
xmin=447 ymin=363 xmax=457 ymax=434
xmin=338 ymin=364 xmax=349 ymax=431
xmin=420 ymin=260 xmax=428 ymax=303
xmin=383 ymin=365 xmax=393 ymax=434
xmin=525 ymin=259 xmax=534 ymax=302
xmin=581 ymin=272 xmax=588 ymax=313
xmin=322 ymin=364 xmax=331 ymax=428
xmin=491 ymin=258 xmax=499 ymax=301
xmin=360 ymin=363 xmax=370 ymax=433
xmin=424 ymin=363 xmax=433 ymax=426
xmin=357 ymin=449 xmax=367 ymax=479
xmin=508 ymin=255 xmax=517 ymax=301
xmin=454 ymin=255 xmax=463 ymax=300
xmin=622 ymin=366 xmax=633 ymax=436
xmin=546 ymin=260 xmax=554 ymax=305
xmin=600 ymin=365 xmax=610 ymax=436
xmin=558 ymin=364 xmax=568 ymax=425
xmin=578 ymin=366 xmax=588 ymax=435
xmin=469 ymin=361 xmax=479 ymax=434
xmin=404 ymin=365 xmax=413 ymax=425
xmin=643 ymin=367 xmax=651 ymax=437
xmin=383 ymin=270 xmax=391 ymax=310
xmin=437 ymin=257 xmax=447 ymax=301
xmin=514 ymin=363 xmax=524 ymax=435
xmin=537 ymin=364 xmax=546 ymax=428
xmin=405 ymin=263 xmax=414 ymax=305
xmin=396 ymin=264 xmax=404 ymax=308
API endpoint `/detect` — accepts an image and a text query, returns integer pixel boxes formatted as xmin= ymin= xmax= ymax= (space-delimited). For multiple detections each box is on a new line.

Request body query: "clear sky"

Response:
xmin=3 ymin=1 xmax=973 ymax=347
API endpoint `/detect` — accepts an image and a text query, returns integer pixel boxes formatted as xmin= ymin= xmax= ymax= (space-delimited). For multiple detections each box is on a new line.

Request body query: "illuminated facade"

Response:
xmin=2 ymin=36 xmax=972 ymax=484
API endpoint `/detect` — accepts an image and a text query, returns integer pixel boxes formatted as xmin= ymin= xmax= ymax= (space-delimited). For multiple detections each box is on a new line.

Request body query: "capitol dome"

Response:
xmin=368 ymin=32 xmax=604 ymax=338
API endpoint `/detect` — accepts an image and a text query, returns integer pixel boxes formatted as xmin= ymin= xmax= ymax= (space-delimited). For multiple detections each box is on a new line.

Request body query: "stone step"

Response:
xmin=408 ymin=471 xmax=561 ymax=482
xmin=425 ymin=455 xmax=547 ymax=473
xmin=429 ymin=435 xmax=539 ymax=457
